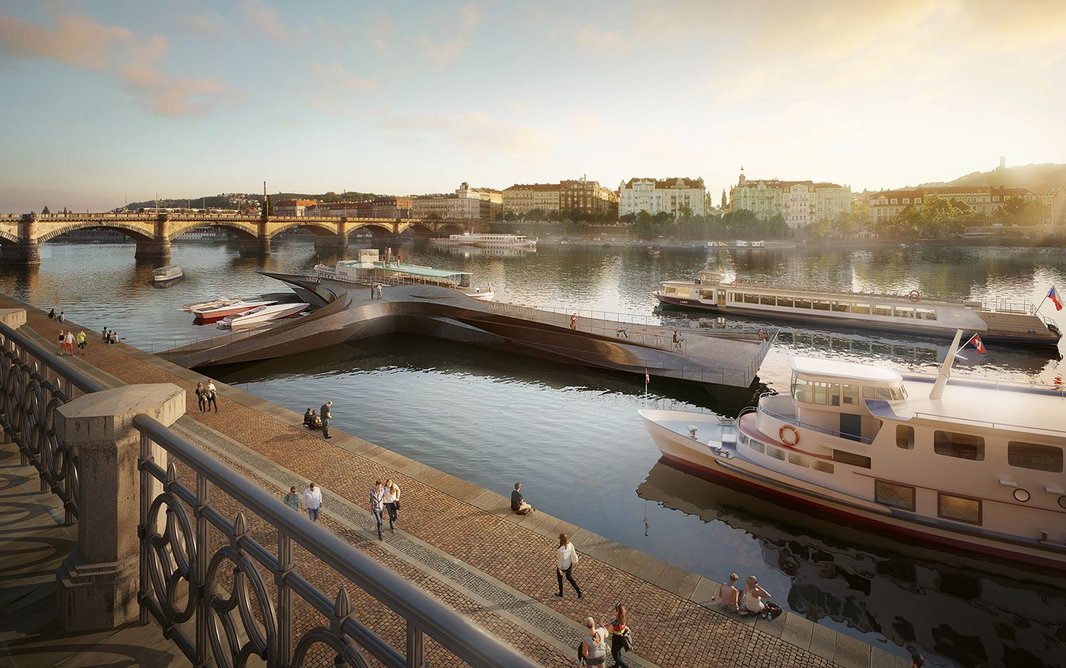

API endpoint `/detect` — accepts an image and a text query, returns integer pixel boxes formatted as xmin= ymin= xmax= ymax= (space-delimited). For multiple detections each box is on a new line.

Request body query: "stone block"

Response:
xmin=0 ymin=308 xmax=26 ymax=328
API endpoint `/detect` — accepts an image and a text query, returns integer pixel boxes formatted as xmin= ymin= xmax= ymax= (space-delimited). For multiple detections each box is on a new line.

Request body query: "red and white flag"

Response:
xmin=1049 ymin=286 xmax=1063 ymax=311
xmin=968 ymin=334 xmax=986 ymax=354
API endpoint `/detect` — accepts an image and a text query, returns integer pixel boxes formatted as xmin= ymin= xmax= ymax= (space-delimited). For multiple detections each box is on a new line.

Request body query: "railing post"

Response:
xmin=55 ymin=383 xmax=185 ymax=632
xmin=195 ymin=473 xmax=209 ymax=667
xmin=407 ymin=623 xmax=425 ymax=668
xmin=277 ymin=531 xmax=293 ymax=666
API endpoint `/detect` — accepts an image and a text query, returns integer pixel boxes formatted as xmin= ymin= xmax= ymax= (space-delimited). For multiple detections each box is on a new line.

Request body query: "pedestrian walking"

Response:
xmin=607 ymin=604 xmax=631 ymax=668
xmin=579 ymin=617 xmax=608 ymax=666
xmin=370 ymin=480 xmax=386 ymax=540
xmin=64 ymin=330 xmax=75 ymax=356
xmin=302 ymin=482 xmax=322 ymax=521
xmin=283 ymin=486 xmax=300 ymax=512
xmin=383 ymin=478 xmax=401 ymax=532
xmin=369 ymin=284 xmax=375 ymax=300
xmin=570 ymin=313 xmax=578 ymax=330
xmin=206 ymin=380 xmax=219 ymax=413
xmin=194 ymin=382 xmax=207 ymax=413
xmin=555 ymin=533 xmax=582 ymax=599
xmin=75 ymin=329 xmax=86 ymax=355
xmin=320 ymin=400 xmax=333 ymax=439
xmin=57 ymin=330 xmax=66 ymax=355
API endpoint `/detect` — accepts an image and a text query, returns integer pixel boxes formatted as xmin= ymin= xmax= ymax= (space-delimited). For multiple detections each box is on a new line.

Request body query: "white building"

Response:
xmin=729 ymin=171 xmax=851 ymax=228
xmin=619 ymin=177 xmax=710 ymax=217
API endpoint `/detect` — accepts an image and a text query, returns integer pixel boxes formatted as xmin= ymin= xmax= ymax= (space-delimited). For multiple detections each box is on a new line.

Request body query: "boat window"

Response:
xmin=788 ymin=453 xmax=807 ymax=466
xmin=852 ymin=303 xmax=871 ymax=314
xmin=792 ymin=377 xmax=814 ymax=403
xmin=811 ymin=460 xmax=834 ymax=474
xmin=832 ymin=302 xmax=849 ymax=312
xmin=832 ymin=449 xmax=871 ymax=468
xmin=896 ymin=425 xmax=914 ymax=449
xmin=890 ymin=385 xmax=907 ymax=400
xmin=777 ymin=297 xmax=794 ymax=308
xmin=933 ymin=431 xmax=985 ymax=461
xmin=738 ymin=433 xmax=749 ymax=445
xmin=828 ymin=383 xmax=841 ymax=406
xmin=915 ymin=308 xmax=936 ymax=320
xmin=894 ymin=307 xmax=914 ymax=318
xmin=1008 ymin=442 xmax=1063 ymax=473
xmin=813 ymin=381 xmax=828 ymax=405
xmin=875 ymin=480 xmax=916 ymax=511
xmin=699 ymin=290 xmax=715 ymax=300
xmin=760 ymin=295 xmax=776 ymax=305
xmin=875 ymin=387 xmax=892 ymax=401
xmin=794 ymin=298 xmax=812 ymax=309
xmin=938 ymin=492 xmax=982 ymax=525
xmin=767 ymin=447 xmax=786 ymax=461
xmin=744 ymin=293 xmax=760 ymax=304
xmin=873 ymin=305 xmax=893 ymax=317
xmin=813 ymin=300 xmax=832 ymax=311
xmin=749 ymin=440 xmax=765 ymax=454
xmin=842 ymin=384 xmax=859 ymax=405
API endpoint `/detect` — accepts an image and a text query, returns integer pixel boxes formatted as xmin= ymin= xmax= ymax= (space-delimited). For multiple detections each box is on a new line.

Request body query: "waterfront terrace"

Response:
xmin=0 ymin=297 xmax=909 ymax=667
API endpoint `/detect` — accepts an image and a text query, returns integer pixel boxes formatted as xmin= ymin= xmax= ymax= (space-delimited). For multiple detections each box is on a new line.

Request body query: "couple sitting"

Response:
xmin=717 ymin=573 xmax=783 ymax=620
xmin=303 ymin=408 xmax=323 ymax=430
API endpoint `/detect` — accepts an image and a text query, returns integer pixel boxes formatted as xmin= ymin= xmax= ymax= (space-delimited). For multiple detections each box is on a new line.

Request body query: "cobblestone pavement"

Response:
xmin=7 ymin=300 xmax=908 ymax=668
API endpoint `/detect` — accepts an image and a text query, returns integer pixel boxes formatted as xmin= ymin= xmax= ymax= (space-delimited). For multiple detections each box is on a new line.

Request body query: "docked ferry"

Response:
xmin=429 ymin=233 xmax=537 ymax=249
xmin=638 ymin=330 xmax=1066 ymax=570
xmin=311 ymin=249 xmax=494 ymax=301
xmin=654 ymin=271 xmax=1061 ymax=349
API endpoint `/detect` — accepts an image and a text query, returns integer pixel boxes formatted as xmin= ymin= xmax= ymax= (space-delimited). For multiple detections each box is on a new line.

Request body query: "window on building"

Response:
xmin=1008 ymin=442 xmax=1063 ymax=472
xmin=934 ymin=431 xmax=984 ymax=461
xmin=938 ymin=492 xmax=982 ymax=524
xmin=875 ymin=480 xmax=916 ymax=510
xmin=896 ymin=425 xmax=914 ymax=449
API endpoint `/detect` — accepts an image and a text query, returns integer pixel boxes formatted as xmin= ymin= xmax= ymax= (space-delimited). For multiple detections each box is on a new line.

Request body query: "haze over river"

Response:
xmin=4 ymin=239 xmax=1065 ymax=667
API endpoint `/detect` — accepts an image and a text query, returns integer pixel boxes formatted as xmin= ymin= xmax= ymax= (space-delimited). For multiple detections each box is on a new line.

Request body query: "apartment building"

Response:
xmin=273 ymin=198 xmax=318 ymax=216
xmin=619 ymin=177 xmax=710 ymax=217
xmin=410 ymin=183 xmax=502 ymax=221
xmin=502 ymin=183 xmax=561 ymax=216
xmin=559 ymin=178 xmax=618 ymax=217
xmin=869 ymin=186 xmax=1039 ymax=224
xmin=729 ymin=171 xmax=851 ymax=228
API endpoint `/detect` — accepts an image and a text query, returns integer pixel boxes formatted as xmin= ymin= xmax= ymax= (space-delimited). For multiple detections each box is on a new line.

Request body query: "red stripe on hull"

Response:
xmin=659 ymin=452 xmax=1066 ymax=572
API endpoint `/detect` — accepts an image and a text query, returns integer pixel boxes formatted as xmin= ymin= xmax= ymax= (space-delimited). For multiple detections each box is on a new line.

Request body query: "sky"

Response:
xmin=1 ymin=0 xmax=1064 ymax=213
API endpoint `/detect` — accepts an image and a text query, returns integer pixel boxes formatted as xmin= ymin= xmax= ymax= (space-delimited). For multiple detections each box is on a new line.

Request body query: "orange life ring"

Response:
xmin=779 ymin=425 xmax=800 ymax=447
xmin=908 ymin=290 xmax=921 ymax=302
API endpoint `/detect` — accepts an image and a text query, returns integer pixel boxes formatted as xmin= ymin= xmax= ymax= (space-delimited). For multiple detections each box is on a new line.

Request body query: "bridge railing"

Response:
xmin=0 ymin=320 xmax=104 ymax=524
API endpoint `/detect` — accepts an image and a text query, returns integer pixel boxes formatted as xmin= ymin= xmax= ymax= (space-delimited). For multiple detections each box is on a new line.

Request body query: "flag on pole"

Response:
xmin=967 ymin=333 xmax=986 ymax=354
xmin=1049 ymin=286 xmax=1063 ymax=311
xmin=645 ymin=368 xmax=650 ymax=386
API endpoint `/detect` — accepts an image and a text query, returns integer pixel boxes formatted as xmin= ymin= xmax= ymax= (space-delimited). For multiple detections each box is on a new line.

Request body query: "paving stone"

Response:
xmin=780 ymin=612 xmax=815 ymax=650
xmin=834 ymin=633 xmax=872 ymax=668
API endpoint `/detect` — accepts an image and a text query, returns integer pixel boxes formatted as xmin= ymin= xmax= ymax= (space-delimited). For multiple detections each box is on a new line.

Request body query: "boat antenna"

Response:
xmin=929 ymin=329 xmax=963 ymax=400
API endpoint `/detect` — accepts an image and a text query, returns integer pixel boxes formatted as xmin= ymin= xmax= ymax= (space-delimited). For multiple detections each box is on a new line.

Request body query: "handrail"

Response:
xmin=134 ymin=414 xmax=537 ymax=667
xmin=758 ymin=403 xmax=875 ymax=445
xmin=0 ymin=321 xmax=106 ymax=394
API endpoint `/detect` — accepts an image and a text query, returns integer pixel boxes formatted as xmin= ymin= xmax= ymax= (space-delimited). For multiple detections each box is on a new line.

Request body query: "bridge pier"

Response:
xmin=0 ymin=241 xmax=41 ymax=265
xmin=238 ymin=237 xmax=272 ymax=257
xmin=133 ymin=239 xmax=172 ymax=261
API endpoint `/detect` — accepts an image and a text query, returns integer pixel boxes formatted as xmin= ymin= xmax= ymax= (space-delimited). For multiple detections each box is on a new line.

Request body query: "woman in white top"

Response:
xmin=556 ymin=533 xmax=582 ymax=599
xmin=579 ymin=617 xmax=608 ymax=666
xmin=743 ymin=575 xmax=782 ymax=619
xmin=383 ymin=478 xmax=400 ymax=533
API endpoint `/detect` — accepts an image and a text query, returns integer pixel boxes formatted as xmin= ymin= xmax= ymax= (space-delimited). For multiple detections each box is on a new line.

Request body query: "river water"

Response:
xmin=3 ymin=239 xmax=1065 ymax=667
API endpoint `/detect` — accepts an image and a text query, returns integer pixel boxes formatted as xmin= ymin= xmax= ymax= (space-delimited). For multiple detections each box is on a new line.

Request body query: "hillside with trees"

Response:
xmin=922 ymin=163 xmax=1066 ymax=194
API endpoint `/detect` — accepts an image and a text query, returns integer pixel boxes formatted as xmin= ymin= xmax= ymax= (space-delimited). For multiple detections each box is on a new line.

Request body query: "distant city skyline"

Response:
xmin=1 ymin=1 xmax=1064 ymax=213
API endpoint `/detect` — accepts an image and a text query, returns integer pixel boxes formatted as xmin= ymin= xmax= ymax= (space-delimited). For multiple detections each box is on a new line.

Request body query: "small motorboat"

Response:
xmin=463 ymin=286 xmax=494 ymax=301
xmin=193 ymin=299 xmax=277 ymax=324
xmin=152 ymin=265 xmax=184 ymax=287
xmin=182 ymin=297 xmax=240 ymax=312
xmin=217 ymin=302 xmax=310 ymax=329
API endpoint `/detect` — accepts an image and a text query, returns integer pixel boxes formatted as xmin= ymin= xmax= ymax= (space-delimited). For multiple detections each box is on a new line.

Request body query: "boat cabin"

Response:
xmin=788 ymin=357 xmax=905 ymax=444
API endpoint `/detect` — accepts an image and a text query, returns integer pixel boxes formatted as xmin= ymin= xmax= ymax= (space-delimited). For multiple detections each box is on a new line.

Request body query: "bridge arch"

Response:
xmin=36 ymin=221 xmax=155 ymax=245
xmin=0 ymin=230 xmax=18 ymax=245
xmin=264 ymin=221 xmax=339 ymax=240
xmin=435 ymin=223 xmax=465 ymax=237
xmin=345 ymin=223 xmax=394 ymax=241
xmin=399 ymin=222 xmax=435 ymax=238
xmin=168 ymin=219 xmax=258 ymax=241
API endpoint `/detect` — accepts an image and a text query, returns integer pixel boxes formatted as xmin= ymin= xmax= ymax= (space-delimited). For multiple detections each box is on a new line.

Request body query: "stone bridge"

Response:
xmin=0 ymin=212 xmax=473 ymax=264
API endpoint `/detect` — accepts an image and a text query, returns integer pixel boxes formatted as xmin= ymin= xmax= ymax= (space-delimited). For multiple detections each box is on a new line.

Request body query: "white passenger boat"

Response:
xmin=655 ymin=271 xmax=1061 ymax=349
xmin=151 ymin=265 xmax=184 ymax=287
xmin=182 ymin=297 xmax=240 ymax=312
xmin=429 ymin=233 xmax=537 ymax=249
xmin=193 ymin=299 xmax=277 ymax=324
xmin=217 ymin=302 xmax=309 ymax=329
xmin=638 ymin=330 xmax=1066 ymax=570
xmin=312 ymin=249 xmax=494 ymax=301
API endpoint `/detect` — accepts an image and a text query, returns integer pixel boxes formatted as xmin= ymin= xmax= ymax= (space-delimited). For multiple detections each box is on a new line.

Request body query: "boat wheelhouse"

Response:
xmin=429 ymin=233 xmax=537 ymax=249
xmin=639 ymin=331 xmax=1066 ymax=569
xmin=654 ymin=271 xmax=1061 ymax=349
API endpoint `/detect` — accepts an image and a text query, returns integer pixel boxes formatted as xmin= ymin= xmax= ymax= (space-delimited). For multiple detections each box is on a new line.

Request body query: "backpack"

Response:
xmin=620 ymin=627 xmax=634 ymax=652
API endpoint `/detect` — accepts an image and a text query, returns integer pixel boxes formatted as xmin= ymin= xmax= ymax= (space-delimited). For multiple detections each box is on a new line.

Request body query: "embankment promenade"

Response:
xmin=0 ymin=296 xmax=910 ymax=667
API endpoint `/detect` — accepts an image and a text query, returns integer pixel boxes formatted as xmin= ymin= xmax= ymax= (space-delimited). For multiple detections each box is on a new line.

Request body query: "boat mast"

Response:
xmin=929 ymin=329 xmax=964 ymax=400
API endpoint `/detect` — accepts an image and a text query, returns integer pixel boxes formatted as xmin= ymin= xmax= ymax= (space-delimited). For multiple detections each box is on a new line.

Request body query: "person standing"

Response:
xmin=58 ymin=330 xmax=66 ymax=355
xmin=579 ymin=617 xmax=608 ymax=666
xmin=370 ymin=480 xmax=386 ymax=540
xmin=607 ymin=604 xmax=631 ymax=668
xmin=320 ymin=400 xmax=333 ymax=439
xmin=556 ymin=533 xmax=582 ymax=599
xmin=302 ymin=482 xmax=322 ymax=522
xmin=283 ymin=486 xmax=300 ymax=512
xmin=570 ymin=313 xmax=578 ymax=330
xmin=75 ymin=329 xmax=86 ymax=355
xmin=206 ymin=380 xmax=219 ymax=413
xmin=383 ymin=478 xmax=401 ymax=533
xmin=64 ymin=330 xmax=75 ymax=356
xmin=194 ymin=382 xmax=207 ymax=413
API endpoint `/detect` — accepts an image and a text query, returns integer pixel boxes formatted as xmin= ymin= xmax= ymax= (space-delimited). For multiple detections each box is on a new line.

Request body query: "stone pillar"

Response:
xmin=2 ymin=214 xmax=41 ymax=265
xmin=237 ymin=237 xmax=271 ymax=256
xmin=0 ymin=308 xmax=27 ymax=329
xmin=55 ymin=383 xmax=185 ymax=632
xmin=133 ymin=239 xmax=172 ymax=260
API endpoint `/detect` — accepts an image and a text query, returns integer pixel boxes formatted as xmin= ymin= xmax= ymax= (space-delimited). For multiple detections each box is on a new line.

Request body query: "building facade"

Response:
xmin=502 ymin=183 xmax=561 ymax=216
xmin=410 ymin=183 xmax=501 ymax=221
xmin=273 ymin=198 xmax=318 ymax=216
xmin=869 ymin=186 xmax=1038 ymax=225
xmin=559 ymin=178 xmax=618 ymax=217
xmin=618 ymin=177 xmax=710 ymax=217
xmin=729 ymin=171 xmax=851 ymax=228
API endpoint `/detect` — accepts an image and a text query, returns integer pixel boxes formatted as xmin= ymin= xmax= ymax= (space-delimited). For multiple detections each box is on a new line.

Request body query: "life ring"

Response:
xmin=908 ymin=290 xmax=921 ymax=302
xmin=779 ymin=425 xmax=800 ymax=447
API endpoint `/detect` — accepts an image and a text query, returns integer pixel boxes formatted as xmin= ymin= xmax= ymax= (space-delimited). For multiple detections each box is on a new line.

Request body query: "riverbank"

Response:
xmin=2 ymin=294 xmax=908 ymax=667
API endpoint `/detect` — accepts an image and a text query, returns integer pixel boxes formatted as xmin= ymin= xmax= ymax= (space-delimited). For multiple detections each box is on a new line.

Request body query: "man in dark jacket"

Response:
xmin=510 ymin=482 xmax=534 ymax=515
xmin=320 ymin=400 xmax=333 ymax=439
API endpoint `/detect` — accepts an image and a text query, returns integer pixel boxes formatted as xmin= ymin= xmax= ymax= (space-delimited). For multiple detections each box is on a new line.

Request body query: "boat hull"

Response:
xmin=640 ymin=412 xmax=1066 ymax=571
xmin=654 ymin=294 xmax=1062 ymax=348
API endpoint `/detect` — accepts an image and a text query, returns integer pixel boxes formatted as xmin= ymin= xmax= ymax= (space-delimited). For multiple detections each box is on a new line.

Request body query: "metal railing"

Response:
xmin=136 ymin=415 xmax=537 ymax=667
xmin=0 ymin=321 xmax=103 ymax=524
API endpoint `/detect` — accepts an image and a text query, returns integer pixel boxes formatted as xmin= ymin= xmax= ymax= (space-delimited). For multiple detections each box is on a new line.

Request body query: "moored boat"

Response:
xmin=311 ymin=249 xmax=494 ymax=301
xmin=654 ymin=271 xmax=1061 ymax=349
xmin=193 ymin=299 xmax=277 ymax=324
xmin=152 ymin=265 xmax=184 ymax=287
xmin=638 ymin=330 xmax=1066 ymax=569
xmin=429 ymin=233 xmax=537 ymax=249
xmin=217 ymin=302 xmax=309 ymax=329
xmin=182 ymin=297 xmax=240 ymax=312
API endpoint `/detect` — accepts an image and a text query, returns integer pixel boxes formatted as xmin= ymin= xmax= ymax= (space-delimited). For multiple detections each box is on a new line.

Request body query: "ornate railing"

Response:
xmin=0 ymin=320 xmax=104 ymax=524
xmin=135 ymin=414 xmax=537 ymax=668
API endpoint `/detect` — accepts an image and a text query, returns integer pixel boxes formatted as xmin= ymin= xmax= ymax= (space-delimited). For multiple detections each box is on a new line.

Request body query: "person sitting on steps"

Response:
xmin=510 ymin=481 xmax=534 ymax=515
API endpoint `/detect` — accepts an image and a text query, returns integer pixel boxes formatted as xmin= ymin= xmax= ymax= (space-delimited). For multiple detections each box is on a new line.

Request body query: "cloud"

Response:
xmin=0 ymin=11 xmax=231 ymax=117
xmin=312 ymin=63 xmax=378 ymax=93
xmin=383 ymin=111 xmax=551 ymax=153
xmin=0 ymin=13 xmax=131 ymax=70
xmin=238 ymin=0 xmax=287 ymax=41
xmin=181 ymin=11 xmax=227 ymax=35
xmin=575 ymin=26 xmax=627 ymax=52
xmin=416 ymin=2 xmax=480 ymax=69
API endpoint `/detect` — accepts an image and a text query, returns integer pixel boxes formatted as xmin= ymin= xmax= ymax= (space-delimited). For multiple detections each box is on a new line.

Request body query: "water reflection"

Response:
xmin=637 ymin=460 xmax=1066 ymax=668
